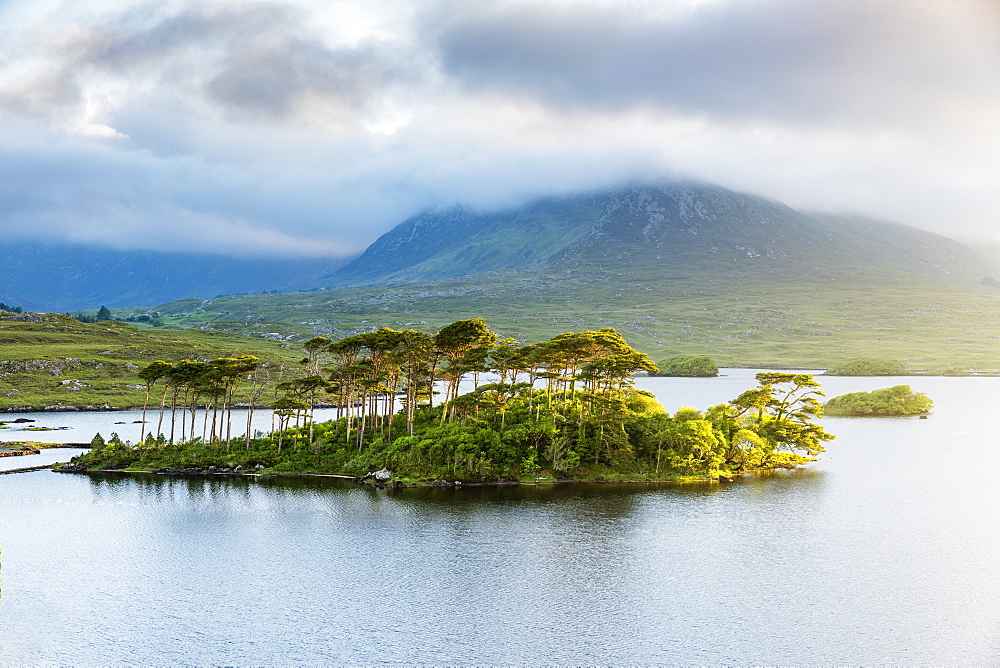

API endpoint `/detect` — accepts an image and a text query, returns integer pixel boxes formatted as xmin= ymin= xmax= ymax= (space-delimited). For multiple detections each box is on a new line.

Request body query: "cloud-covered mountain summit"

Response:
xmin=325 ymin=182 xmax=993 ymax=289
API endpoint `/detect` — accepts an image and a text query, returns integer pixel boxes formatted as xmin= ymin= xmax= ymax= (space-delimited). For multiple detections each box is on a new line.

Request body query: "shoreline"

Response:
xmin=51 ymin=464 xmax=777 ymax=487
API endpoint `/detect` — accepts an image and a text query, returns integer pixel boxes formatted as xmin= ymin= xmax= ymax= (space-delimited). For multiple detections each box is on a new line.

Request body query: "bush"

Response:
xmin=656 ymin=355 xmax=719 ymax=377
xmin=825 ymin=358 xmax=909 ymax=376
xmin=824 ymin=385 xmax=932 ymax=416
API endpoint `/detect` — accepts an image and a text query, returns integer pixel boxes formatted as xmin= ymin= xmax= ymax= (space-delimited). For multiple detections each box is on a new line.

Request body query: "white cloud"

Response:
xmin=0 ymin=0 xmax=997 ymax=256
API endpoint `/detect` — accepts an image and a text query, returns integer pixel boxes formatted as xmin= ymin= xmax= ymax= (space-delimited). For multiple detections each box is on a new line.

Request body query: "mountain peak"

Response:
xmin=323 ymin=181 xmax=992 ymax=289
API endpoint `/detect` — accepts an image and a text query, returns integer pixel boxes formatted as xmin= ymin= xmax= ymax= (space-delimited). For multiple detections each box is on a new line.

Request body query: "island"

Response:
xmin=824 ymin=385 xmax=932 ymax=417
xmin=824 ymin=358 xmax=910 ymax=376
xmin=654 ymin=355 xmax=719 ymax=377
xmin=63 ymin=320 xmax=834 ymax=485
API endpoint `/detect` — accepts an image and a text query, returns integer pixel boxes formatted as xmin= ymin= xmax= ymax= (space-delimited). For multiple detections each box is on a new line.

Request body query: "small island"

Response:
xmin=654 ymin=355 xmax=719 ymax=377
xmin=64 ymin=320 xmax=834 ymax=484
xmin=824 ymin=385 xmax=932 ymax=417
xmin=824 ymin=358 xmax=909 ymax=376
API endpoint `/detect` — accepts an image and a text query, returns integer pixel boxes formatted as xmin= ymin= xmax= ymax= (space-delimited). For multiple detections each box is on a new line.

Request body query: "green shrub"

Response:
xmin=825 ymin=358 xmax=909 ymax=376
xmin=656 ymin=355 xmax=719 ymax=377
xmin=824 ymin=385 xmax=932 ymax=416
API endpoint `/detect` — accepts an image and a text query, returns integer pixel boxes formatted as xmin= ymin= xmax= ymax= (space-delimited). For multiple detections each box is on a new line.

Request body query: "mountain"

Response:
xmin=322 ymin=182 xmax=992 ymax=288
xmin=149 ymin=181 xmax=1000 ymax=370
xmin=3 ymin=183 xmax=988 ymax=313
xmin=0 ymin=241 xmax=349 ymax=312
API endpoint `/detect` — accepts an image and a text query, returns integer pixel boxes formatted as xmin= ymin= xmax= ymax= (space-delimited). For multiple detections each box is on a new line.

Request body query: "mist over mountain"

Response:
xmin=1 ymin=182 xmax=993 ymax=315
xmin=322 ymin=182 xmax=994 ymax=289
xmin=0 ymin=242 xmax=347 ymax=312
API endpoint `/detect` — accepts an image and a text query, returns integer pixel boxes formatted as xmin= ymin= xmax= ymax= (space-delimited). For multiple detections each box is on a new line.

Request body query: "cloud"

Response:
xmin=434 ymin=0 xmax=1000 ymax=129
xmin=37 ymin=2 xmax=421 ymax=126
xmin=0 ymin=0 xmax=998 ymax=257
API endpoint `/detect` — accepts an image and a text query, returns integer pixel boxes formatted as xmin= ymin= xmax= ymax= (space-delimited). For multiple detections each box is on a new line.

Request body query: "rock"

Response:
xmin=363 ymin=467 xmax=393 ymax=482
xmin=718 ymin=475 xmax=734 ymax=482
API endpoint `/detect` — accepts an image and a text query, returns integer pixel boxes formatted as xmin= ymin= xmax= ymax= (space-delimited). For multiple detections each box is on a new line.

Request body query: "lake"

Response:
xmin=1 ymin=370 xmax=998 ymax=665
xmin=0 ymin=406 xmax=345 ymax=446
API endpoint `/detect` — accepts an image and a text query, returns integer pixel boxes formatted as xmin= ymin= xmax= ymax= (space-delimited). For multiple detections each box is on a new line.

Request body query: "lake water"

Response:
xmin=0 ymin=407 xmax=345 ymax=446
xmin=1 ymin=370 xmax=998 ymax=665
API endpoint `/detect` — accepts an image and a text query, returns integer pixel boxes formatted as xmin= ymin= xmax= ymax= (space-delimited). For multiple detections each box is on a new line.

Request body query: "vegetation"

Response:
xmin=656 ymin=355 xmax=719 ymax=377
xmin=825 ymin=359 xmax=910 ymax=376
xmin=824 ymin=385 xmax=932 ymax=417
xmin=69 ymin=321 xmax=834 ymax=482
xmin=70 ymin=306 xmax=165 ymax=327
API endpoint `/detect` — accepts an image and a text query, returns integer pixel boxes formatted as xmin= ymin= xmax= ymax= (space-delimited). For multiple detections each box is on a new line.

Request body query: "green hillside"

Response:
xmin=138 ymin=183 xmax=1000 ymax=371
xmin=0 ymin=313 xmax=300 ymax=410
xmin=146 ymin=264 xmax=1000 ymax=371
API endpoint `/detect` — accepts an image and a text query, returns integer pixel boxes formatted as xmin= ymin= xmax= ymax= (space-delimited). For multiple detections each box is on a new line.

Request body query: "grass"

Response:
xmin=147 ymin=262 xmax=1000 ymax=371
xmin=0 ymin=313 xmax=301 ymax=410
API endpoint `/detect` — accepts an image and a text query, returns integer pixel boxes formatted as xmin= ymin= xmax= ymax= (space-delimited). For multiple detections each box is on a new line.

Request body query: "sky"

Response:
xmin=0 ymin=0 xmax=998 ymax=258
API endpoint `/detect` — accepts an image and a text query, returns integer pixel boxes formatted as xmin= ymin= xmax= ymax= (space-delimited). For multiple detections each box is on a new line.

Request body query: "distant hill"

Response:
xmin=323 ymin=183 xmax=993 ymax=288
xmin=0 ymin=241 xmax=349 ymax=312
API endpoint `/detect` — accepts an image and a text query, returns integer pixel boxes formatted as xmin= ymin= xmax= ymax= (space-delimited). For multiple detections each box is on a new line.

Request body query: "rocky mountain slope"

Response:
xmin=323 ymin=182 xmax=993 ymax=288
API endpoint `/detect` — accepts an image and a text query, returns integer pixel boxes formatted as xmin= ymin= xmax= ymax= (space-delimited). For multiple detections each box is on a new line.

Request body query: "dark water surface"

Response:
xmin=1 ymin=371 xmax=999 ymax=665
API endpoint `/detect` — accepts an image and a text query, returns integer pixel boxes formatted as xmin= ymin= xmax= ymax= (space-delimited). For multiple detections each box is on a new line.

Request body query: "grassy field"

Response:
xmin=141 ymin=260 xmax=1000 ymax=372
xmin=0 ymin=313 xmax=300 ymax=410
